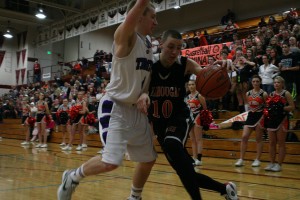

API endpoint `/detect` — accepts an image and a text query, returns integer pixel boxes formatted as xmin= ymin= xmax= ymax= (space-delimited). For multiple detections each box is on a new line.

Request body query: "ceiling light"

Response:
xmin=35 ymin=8 xmax=46 ymax=19
xmin=3 ymin=29 xmax=13 ymax=39
xmin=174 ymin=6 xmax=180 ymax=9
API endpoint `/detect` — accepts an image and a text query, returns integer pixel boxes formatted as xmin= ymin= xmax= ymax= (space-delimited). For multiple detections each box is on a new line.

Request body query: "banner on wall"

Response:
xmin=66 ymin=18 xmax=74 ymax=39
xmin=81 ymin=14 xmax=90 ymax=33
xmin=0 ymin=51 xmax=5 ymax=67
xmin=166 ymin=0 xmax=179 ymax=10
xmin=107 ymin=3 xmax=118 ymax=26
xmin=42 ymin=73 xmax=51 ymax=79
xmin=16 ymin=69 xmax=20 ymax=85
xmin=153 ymin=0 xmax=166 ymax=12
xmin=117 ymin=0 xmax=128 ymax=23
xmin=21 ymin=49 xmax=26 ymax=65
xmin=181 ymin=42 xmax=232 ymax=66
xmin=99 ymin=8 xmax=108 ymax=29
xmin=73 ymin=15 xmax=82 ymax=36
xmin=21 ymin=68 xmax=26 ymax=83
xmin=57 ymin=23 xmax=64 ymax=42
xmin=90 ymin=9 xmax=99 ymax=31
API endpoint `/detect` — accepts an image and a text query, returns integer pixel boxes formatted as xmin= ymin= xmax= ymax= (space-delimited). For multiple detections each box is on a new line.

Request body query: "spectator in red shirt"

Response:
xmin=33 ymin=60 xmax=41 ymax=83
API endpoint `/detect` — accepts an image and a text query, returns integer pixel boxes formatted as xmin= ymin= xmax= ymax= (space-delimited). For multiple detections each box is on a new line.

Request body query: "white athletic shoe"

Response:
xmin=193 ymin=158 xmax=202 ymax=166
xmin=75 ymin=145 xmax=82 ymax=151
xmin=59 ymin=143 xmax=66 ymax=146
xmin=30 ymin=136 xmax=37 ymax=142
xmin=264 ymin=163 xmax=275 ymax=171
xmin=62 ymin=145 xmax=72 ymax=151
xmin=41 ymin=144 xmax=48 ymax=148
xmin=81 ymin=144 xmax=87 ymax=148
xmin=21 ymin=141 xmax=30 ymax=145
xmin=235 ymin=159 xmax=244 ymax=167
xmin=57 ymin=170 xmax=79 ymax=200
xmin=35 ymin=143 xmax=42 ymax=148
xmin=270 ymin=163 xmax=282 ymax=172
xmin=224 ymin=182 xmax=238 ymax=200
xmin=251 ymin=159 xmax=261 ymax=167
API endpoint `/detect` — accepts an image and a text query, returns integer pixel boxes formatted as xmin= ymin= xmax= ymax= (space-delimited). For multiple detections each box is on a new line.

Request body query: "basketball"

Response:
xmin=195 ymin=64 xmax=230 ymax=99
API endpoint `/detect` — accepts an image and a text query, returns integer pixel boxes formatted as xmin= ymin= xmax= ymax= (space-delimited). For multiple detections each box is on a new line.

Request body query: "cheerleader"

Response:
xmin=185 ymin=78 xmax=207 ymax=166
xmin=57 ymin=98 xmax=70 ymax=146
xmin=62 ymin=90 xmax=87 ymax=151
xmin=235 ymin=75 xmax=268 ymax=167
xmin=20 ymin=98 xmax=31 ymax=145
xmin=35 ymin=93 xmax=50 ymax=148
xmin=264 ymin=76 xmax=295 ymax=172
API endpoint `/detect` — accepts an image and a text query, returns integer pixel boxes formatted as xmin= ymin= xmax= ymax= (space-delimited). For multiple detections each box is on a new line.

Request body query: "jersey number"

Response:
xmin=152 ymin=100 xmax=173 ymax=119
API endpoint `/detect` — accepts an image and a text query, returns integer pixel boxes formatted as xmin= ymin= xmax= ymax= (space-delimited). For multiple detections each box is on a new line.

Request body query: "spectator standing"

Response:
xmin=258 ymin=55 xmax=280 ymax=94
xmin=223 ymin=20 xmax=239 ymax=42
xmin=265 ymin=76 xmax=295 ymax=172
xmin=33 ymin=60 xmax=41 ymax=83
xmin=186 ymin=79 xmax=207 ymax=166
xmin=235 ymin=75 xmax=267 ymax=167
xmin=278 ymin=43 xmax=299 ymax=93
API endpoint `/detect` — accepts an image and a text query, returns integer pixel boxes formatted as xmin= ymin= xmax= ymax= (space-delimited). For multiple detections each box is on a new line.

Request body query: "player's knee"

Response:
xmin=163 ymin=139 xmax=182 ymax=157
xmin=102 ymin=162 xmax=118 ymax=171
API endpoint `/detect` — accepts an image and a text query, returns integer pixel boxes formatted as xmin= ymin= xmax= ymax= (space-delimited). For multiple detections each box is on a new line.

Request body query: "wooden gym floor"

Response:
xmin=0 ymin=138 xmax=299 ymax=200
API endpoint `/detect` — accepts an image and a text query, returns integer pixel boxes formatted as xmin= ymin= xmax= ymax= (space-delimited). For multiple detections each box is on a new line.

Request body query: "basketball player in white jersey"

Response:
xmin=57 ymin=1 xmax=157 ymax=200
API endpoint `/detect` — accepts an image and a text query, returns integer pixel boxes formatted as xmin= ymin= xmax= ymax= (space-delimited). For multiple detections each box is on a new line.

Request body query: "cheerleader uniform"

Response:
xmin=70 ymin=100 xmax=85 ymax=125
xmin=57 ymin=105 xmax=70 ymax=125
xmin=36 ymin=101 xmax=46 ymax=123
xmin=186 ymin=92 xmax=202 ymax=127
xmin=245 ymin=89 xmax=265 ymax=128
xmin=266 ymin=90 xmax=289 ymax=132
xmin=21 ymin=104 xmax=30 ymax=124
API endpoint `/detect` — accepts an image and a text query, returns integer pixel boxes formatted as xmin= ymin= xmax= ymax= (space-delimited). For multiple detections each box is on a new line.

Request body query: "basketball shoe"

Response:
xmin=57 ymin=170 xmax=79 ymax=200
xmin=224 ymin=182 xmax=238 ymax=200
xmin=234 ymin=159 xmax=244 ymax=167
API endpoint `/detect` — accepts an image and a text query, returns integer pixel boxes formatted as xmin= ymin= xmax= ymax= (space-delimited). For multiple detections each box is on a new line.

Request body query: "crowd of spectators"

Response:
xmin=1 ymin=10 xmax=299 ymax=123
xmin=216 ymin=12 xmax=300 ymax=113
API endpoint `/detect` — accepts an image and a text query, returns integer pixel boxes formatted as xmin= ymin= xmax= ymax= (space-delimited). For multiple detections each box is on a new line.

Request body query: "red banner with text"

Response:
xmin=181 ymin=42 xmax=232 ymax=66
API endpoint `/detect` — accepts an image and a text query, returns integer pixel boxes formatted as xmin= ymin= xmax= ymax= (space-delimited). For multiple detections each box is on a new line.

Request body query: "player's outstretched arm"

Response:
xmin=114 ymin=0 xmax=150 ymax=58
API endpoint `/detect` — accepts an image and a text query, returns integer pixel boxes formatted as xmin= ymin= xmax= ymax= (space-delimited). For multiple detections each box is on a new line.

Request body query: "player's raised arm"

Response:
xmin=114 ymin=0 xmax=153 ymax=58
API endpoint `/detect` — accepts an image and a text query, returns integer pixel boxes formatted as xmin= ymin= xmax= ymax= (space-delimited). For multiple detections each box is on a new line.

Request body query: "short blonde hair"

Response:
xmin=273 ymin=76 xmax=285 ymax=88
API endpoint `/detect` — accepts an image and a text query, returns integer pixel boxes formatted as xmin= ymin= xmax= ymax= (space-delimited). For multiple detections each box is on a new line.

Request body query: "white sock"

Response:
xmin=70 ymin=165 xmax=85 ymax=182
xmin=129 ymin=185 xmax=143 ymax=199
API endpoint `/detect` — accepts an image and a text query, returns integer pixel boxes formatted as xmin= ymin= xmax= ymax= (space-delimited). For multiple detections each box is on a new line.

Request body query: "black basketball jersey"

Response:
xmin=148 ymin=56 xmax=190 ymax=122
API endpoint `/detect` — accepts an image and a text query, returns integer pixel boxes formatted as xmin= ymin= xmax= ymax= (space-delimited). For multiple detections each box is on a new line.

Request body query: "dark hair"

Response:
xmin=262 ymin=54 xmax=271 ymax=63
xmin=161 ymin=30 xmax=182 ymax=42
xmin=252 ymin=74 xmax=262 ymax=82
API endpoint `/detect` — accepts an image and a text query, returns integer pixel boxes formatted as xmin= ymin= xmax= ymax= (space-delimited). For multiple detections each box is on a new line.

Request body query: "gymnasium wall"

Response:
xmin=0 ymin=0 xmax=298 ymax=91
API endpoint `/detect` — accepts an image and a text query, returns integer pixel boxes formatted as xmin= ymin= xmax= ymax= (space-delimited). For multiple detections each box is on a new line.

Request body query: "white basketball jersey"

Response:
xmin=106 ymin=34 xmax=153 ymax=104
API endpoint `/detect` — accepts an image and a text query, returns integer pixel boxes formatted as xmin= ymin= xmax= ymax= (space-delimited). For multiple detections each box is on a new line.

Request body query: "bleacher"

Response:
xmin=1 ymin=110 xmax=299 ymax=164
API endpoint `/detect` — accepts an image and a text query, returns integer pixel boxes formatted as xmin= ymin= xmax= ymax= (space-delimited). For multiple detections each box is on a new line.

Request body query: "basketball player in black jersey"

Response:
xmin=147 ymin=30 xmax=238 ymax=200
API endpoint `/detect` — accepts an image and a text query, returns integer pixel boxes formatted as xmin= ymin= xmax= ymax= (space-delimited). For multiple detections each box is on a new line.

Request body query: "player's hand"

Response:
xmin=213 ymin=60 xmax=227 ymax=70
xmin=137 ymin=93 xmax=150 ymax=115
